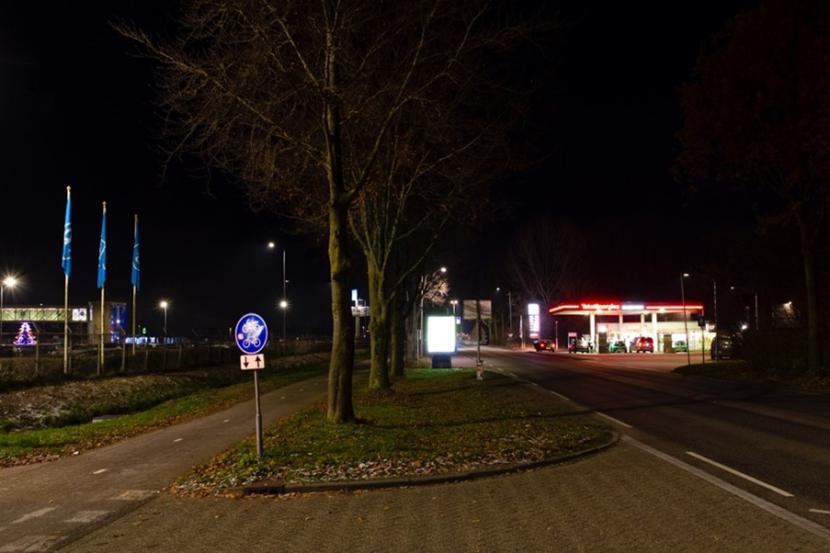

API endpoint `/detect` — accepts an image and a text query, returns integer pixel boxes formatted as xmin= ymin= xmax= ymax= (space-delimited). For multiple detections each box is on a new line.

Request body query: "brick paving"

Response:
xmin=64 ymin=442 xmax=829 ymax=552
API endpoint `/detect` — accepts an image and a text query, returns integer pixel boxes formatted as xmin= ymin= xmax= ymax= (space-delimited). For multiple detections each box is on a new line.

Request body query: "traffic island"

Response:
xmin=173 ymin=369 xmax=614 ymax=496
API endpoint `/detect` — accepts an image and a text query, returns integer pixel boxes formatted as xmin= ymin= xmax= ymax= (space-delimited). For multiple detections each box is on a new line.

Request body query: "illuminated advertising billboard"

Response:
xmin=528 ymin=303 xmax=540 ymax=339
xmin=427 ymin=316 xmax=456 ymax=354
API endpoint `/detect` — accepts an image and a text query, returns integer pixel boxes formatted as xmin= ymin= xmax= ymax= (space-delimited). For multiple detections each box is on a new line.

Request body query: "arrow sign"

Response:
xmin=240 ymin=354 xmax=265 ymax=371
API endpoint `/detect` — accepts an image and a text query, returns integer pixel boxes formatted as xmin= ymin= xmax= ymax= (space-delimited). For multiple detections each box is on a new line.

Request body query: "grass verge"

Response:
xmin=175 ymin=369 xmax=611 ymax=495
xmin=0 ymin=359 xmax=329 ymax=467
xmin=675 ymin=359 xmax=830 ymax=392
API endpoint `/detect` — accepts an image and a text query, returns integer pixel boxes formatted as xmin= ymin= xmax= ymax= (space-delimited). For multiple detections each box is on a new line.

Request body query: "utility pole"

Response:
xmin=681 ymin=273 xmax=691 ymax=366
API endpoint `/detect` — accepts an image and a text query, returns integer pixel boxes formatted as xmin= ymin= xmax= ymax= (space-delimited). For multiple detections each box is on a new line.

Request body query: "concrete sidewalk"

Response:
xmin=0 ymin=375 xmax=328 ymax=552
xmin=61 ymin=442 xmax=828 ymax=552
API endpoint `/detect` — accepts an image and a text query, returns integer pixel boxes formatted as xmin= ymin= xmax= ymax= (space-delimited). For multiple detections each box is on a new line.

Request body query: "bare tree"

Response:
xmin=509 ymin=218 xmax=587 ymax=308
xmin=677 ymin=0 xmax=830 ymax=371
xmin=116 ymin=0 xmax=530 ymax=420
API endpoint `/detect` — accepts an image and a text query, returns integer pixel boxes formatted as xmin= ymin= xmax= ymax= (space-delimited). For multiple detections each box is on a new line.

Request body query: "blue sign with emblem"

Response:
xmin=234 ymin=313 xmax=269 ymax=355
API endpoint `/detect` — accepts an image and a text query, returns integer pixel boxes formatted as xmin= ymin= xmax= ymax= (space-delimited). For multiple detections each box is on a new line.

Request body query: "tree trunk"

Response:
xmin=368 ymin=263 xmax=391 ymax=391
xmin=796 ymin=213 xmax=823 ymax=372
xmin=390 ymin=303 xmax=406 ymax=378
xmin=324 ymin=26 xmax=355 ymax=423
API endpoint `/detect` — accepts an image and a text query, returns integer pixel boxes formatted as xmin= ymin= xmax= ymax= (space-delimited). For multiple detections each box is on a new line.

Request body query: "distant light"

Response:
xmin=439 ymin=266 xmax=447 ymax=273
xmin=279 ymin=299 xmax=288 ymax=309
xmin=450 ymin=299 xmax=458 ymax=305
xmin=740 ymin=323 xmax=749 ymax=331
xmin=496 ymin=287 xmax=501 ymax=292
xmin=2 ymin=276 xmax=18 ymax=288
xmin=267 ymin=241 xmax=276 ymax=249
xmin=682 ymin=273 xmax=690 ymax=278
xmin=621 ymin=303 xmax=645 ymax=311
xmin=159 ymin=300 xmax=169 ymax=309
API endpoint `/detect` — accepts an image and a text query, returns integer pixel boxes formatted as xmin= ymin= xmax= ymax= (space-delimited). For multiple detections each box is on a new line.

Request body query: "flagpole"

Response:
xmin=131 ymin=214 xmax=138 ymax=355
xmin=64 ymin=274 xmax=69 ymax=373
xmin=132 ymin=285 xmax=136 ymax=355
xmin=98 ymin=201 xmax=107 ymax=376
xmin=62 ymin=186 xmax=71 ymax=375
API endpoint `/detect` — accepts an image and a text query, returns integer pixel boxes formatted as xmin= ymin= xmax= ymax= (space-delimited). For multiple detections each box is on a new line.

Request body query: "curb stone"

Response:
xmin=233 ymin=430 xmax=619 ymax=496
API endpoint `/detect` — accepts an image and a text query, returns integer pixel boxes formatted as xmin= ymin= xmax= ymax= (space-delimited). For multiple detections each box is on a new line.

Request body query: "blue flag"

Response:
xmin=131 ymin=215 xmax=140 ymax=290
xmin=61 ymin=187 xmax=72 ymax=277
xmin=97 ymin=203 xmax=107 ymax=289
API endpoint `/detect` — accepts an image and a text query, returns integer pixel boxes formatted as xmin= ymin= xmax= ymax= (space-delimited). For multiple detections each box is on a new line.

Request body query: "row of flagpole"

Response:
xmin=61 ymin=186 xmax=140 ymax=375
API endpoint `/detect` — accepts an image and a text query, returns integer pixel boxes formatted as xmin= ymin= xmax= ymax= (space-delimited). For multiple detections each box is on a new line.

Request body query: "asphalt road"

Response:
xmin=0 ymin=376 xmax=328 ymax=552
xmin=480 ymin=348 xmax=830 ymax=535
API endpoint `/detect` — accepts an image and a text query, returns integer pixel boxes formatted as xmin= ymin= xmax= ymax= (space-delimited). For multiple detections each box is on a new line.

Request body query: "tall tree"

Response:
xmin=677 ymin=0 xmax=830 ymax=371
xmin=508 ymin=217 xmax=587 ymax=308
xmin=117 ymin=0 xmax=526 ymax=419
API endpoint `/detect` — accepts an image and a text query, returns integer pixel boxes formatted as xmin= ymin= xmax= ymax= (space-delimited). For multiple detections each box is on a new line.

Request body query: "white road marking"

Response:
xmin=223 ymin=419 xmax=230 ymax=423
xmin=11 ymin=508 xmax=56 ymax=524
xmin=625 ymin=437 xmax=830 ymax=542
xmin=92 ymin=468 xmax=108 ymax=475
xmin=111 ymin=489 xmax=157 ymax=501
xmin=685 ymin=451 xmax=794 ymax=497
xmin=595 ymin=411 xmax=633 ymax=429
xmin=173 ymin=438 xmax=183 ymax=443
xmin=810 ymin=509 xmax=830 ymax=515
xmin=0 ymin=534 xmax=65 ymax=552
xmin=63 ymin=510 xmax=110 ymax=524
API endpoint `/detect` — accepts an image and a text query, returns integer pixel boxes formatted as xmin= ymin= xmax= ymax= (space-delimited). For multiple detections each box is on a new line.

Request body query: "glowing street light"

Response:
xmin=159 ymin=300 xmax=169 ymax=336
xmin=0 ymin=275 xmax=19 ymax=344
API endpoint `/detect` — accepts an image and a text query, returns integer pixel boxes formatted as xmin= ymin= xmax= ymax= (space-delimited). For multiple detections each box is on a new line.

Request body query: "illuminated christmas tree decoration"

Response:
xmin=13 ymin=322 xmax=37 ymax=346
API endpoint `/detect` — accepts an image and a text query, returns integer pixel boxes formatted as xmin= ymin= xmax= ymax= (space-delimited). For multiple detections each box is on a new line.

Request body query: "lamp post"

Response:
xmin=159 ymin=300 xmax=169 ymax=338
xmin=730 ymin=285 xmax=759 ymax=331
xmin=681 ymin=273 xmax=691 ymax=366
xmin=279 ymin=299 xmax=288 ymax=340
xmin=0 ymin=276 xmax=19 ymax=344
xmin=268 ymin=241 xmax=288 ymax=340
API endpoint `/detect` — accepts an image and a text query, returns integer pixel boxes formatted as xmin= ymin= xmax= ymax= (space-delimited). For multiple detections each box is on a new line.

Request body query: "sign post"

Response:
xmin=234 ymin=313 xmax=268 ymax=458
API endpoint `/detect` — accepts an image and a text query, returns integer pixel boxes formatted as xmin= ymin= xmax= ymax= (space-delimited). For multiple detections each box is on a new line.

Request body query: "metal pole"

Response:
xmin=555 ymin=319 xmax=559 ymax=351
xmin=508 ymin=291 xmax=513 ymax=334
xmin=131 ymin=285 xmax=137 ymax=355
xmin=0 ymin=285 xmax=4 ymax=345
xmin=754 ymin=292 xmax=759 ymax=331
xmin=681 ymin=274 xmax=690 ymax=366
xmin=282 ymin=249 xmax=287 ymax=341
xmin=475 ymin=299 xmax=482 ymax=367
xmin=63 ymin=276 xmax=69 ymax=373
xmin=418 ymin=275 xmax=424 ymax=360
xmin=99 ymin=286 xmax=105 ymax=376
xmin=253 ymin=371 xmax=263 ymax=458
xmin=163 ymin=307 xmax=168 ymax=337
xmin=712 ymin=279 xmax=718 ymax=360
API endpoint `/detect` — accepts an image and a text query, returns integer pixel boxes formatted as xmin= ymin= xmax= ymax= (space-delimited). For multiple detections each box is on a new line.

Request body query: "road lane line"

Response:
xmin=685 ymin=451 xmax=794 ymax=497
xmin=173 ymin=438 xmax=183 ymax=443
xmin=110 ymin=490 xmax=157 ymax=501
xmin=92 ymin=468 xmax=108 ymax=475
xmin=0 ymin=534 xmax=65 ymax=552
xmin=11 ymin=508 xmax=56 ymax=524
xmin=624 ymin=437 xmax=830 ymax=543
xmin=63 ymin=510 xmax=110 ymax=524
xmin=223 ymin=419 xmax=230 ymax=423
xmin=595 ymin=411 xmax=633 ymax=429
xmin=811 ymin=509 xmax=830 ymax=515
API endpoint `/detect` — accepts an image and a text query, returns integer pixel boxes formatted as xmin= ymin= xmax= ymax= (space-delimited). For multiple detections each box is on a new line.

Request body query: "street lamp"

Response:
xmin=730 ymin=285 xmax=759 ymax=331
xmin=279 ymin=299 xmax=288 ymax=340
xmin=159 ymin=300 xmax=169 ymax=337
xmin=0 ymin=276 xmax=19 ymax=344
xmin=680 ymin=273 xmax=691 ymax=366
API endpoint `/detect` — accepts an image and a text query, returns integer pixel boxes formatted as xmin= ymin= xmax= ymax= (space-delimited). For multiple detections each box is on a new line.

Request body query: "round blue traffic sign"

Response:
xmin=234 ymin=313 xmax=269 ymax=354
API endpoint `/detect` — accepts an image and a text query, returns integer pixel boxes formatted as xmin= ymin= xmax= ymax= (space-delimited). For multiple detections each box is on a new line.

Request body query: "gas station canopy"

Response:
xmin=549 ymin=302 xmax=704 ymax=316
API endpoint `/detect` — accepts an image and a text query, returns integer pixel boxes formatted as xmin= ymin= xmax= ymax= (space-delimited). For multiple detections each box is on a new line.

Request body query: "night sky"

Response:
xmin=0 ymin=1 xmax=762 ymax=337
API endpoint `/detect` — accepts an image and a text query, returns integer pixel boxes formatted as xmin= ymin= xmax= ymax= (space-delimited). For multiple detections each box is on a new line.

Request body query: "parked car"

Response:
xmin=608 ymin=340 xmax=628 ymax=353
xmin=673 ymin=340 xmax=688 ymax=353
xmin=532 ymin=339 xmax=556 ymax=352
xmin=711 ymin=335 xmax=740 ymax=360
xmin=632 ymin=336 xmax=654 ymax=353
xmin=568 ymin=340 xmax=594 ymax=354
